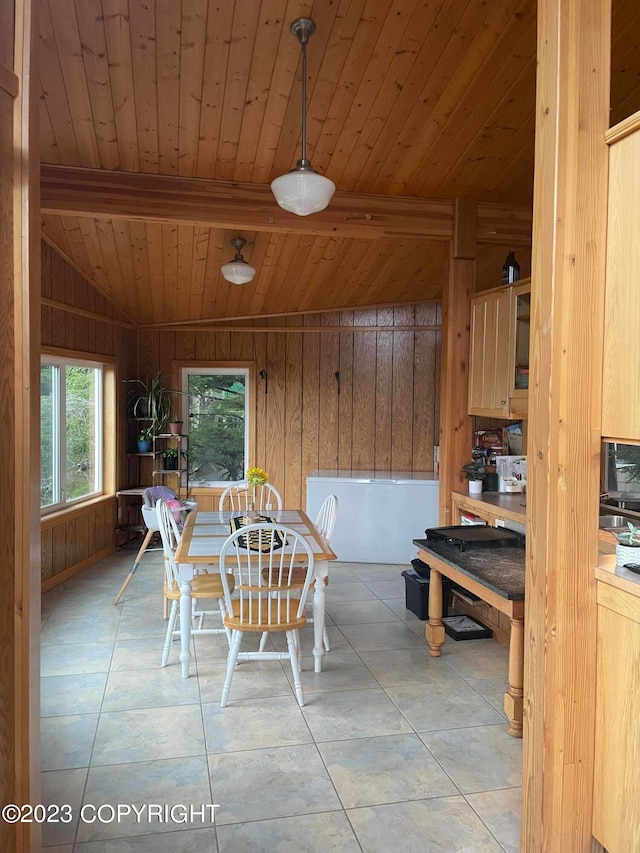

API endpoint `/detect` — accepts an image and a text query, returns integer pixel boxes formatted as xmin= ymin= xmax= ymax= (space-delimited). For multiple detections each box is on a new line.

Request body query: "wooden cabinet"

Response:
xmin=468 ymin=287 xmax=512 ymax=417
xmin=602 ymin=126 xmax=640 ymax=441
xmin=593 ymin=581 xmax=640 ymax=852
xmin=510 ymin=281 xmax=530 ymax=416
xmin=468 ymin=279 xmax=531 ymax=418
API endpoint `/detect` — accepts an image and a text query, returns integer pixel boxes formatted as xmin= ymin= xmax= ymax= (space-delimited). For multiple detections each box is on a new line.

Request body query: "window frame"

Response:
xmin=40 ymin=350 xmax=114 ymax=516
xmin=176 ymin=361 xmax=257 ymax=489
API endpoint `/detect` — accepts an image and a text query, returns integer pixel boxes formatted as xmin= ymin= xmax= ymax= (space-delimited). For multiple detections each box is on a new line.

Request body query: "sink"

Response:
xmin=599 ymin=515 xmax=630 ymax=529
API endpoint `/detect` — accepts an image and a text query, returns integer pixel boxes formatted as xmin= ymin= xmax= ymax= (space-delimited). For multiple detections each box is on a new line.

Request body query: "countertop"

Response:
xmin=414 ymin=538 xmax=525 ymax=600
xmin=597 ymin=552 xmax=640 ymax=599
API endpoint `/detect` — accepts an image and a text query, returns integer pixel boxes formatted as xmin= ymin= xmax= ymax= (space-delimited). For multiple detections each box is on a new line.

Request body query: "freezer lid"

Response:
xmin=307 ymin=469 xmax=438 ymax=484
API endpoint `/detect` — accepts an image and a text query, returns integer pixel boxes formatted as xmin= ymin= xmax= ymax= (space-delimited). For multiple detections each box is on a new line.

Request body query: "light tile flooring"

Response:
xmin=41 ymin=545 xmax=522 ymax=852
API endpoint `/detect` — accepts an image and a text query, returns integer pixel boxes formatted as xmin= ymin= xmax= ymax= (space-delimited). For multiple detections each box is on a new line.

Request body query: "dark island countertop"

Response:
xmin=413 ymin=538 xmax=525 ymax=601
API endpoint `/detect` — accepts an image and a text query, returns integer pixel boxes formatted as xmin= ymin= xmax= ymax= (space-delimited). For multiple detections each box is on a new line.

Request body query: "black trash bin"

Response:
xmin=401 ymin=559 xmax=451 ymax=620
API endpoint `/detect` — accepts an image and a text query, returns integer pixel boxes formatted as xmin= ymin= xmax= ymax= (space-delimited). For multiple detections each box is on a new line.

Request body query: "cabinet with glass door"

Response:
xmin=510 ymin=280 xmax=531 ymax=416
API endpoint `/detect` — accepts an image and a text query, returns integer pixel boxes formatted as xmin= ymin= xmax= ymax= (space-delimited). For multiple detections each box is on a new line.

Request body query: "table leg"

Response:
xmin=179 ymin=576 xmax=193 ymax=679
xmin=426 ymin=568 xmax=445 ymax=656
xmin=312 ymin=577 xmax=326 ymax=673
xmin=504 ymin=616 xmax=524 ymax=738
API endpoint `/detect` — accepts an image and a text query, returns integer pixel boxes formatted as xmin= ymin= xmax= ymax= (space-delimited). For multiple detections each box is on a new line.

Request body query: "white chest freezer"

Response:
xmin=306 ymin=470 xmax=439 ymax=564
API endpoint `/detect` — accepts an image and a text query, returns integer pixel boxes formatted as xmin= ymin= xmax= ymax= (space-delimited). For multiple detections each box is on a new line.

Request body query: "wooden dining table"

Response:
xmin=173 ymin=508 xmax=336 ymax=678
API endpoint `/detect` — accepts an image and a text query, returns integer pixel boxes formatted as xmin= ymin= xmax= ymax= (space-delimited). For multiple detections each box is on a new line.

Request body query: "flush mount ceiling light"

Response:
xmin=220 ymin=237 xmax=256 ymax=285
xmin=270 ymin=18 xmax=335 ymax=216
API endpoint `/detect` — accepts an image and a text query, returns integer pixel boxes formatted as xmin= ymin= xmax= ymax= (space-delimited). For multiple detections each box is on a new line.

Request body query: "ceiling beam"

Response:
xmin=40 ymin=165 xmax=531 ymax=245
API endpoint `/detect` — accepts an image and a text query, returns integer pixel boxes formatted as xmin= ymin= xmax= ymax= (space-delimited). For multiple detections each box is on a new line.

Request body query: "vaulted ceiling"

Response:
xmin=38 ymin=0 xmax=640 ymax=326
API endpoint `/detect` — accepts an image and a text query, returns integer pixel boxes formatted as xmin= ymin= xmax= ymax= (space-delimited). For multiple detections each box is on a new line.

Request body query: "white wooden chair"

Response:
xmin=156 ymin=498 xmax=233 ymax=670
xmin=218 ymin=522 xmax=315 ymax=707
xmin=258 ymin=494 xmax=338 ymax=654
xmin=218 ymin=480 xmax=283 ymax=513
xmin=315 ymin=493 xmax=338 ymax=544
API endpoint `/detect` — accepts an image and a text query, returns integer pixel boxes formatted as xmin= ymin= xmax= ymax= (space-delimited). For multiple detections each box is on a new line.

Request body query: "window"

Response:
xmin=603 ymin=442 xmax=640 ymax=495
xmin=181 ymin=367 xmax=251 ymax=486
xmin=41 ymin=356 xmax=103 ymax=511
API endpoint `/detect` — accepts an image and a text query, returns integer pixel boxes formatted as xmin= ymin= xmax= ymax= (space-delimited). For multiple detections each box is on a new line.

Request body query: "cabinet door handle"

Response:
xmin=501 ymin=399 xmax=506 ymax=405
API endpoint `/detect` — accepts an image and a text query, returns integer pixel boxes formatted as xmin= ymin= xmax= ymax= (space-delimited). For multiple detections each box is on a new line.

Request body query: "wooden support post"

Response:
xmin=438 ymin=199 xmax=476 ymax=524
xmin=523 ymin=0 xmax=610 ymax=849
xmin=0 ymin=3 xmax=40 ymax=852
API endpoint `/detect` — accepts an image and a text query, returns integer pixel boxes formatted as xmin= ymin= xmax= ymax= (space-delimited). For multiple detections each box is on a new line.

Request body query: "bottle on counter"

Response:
xmin=501 ymin=251 xmax=520 ymax=285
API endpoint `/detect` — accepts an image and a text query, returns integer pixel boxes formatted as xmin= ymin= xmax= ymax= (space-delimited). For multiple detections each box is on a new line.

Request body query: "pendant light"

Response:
xmin=220 ymin=237 xmax=256 ymax=285
xmin=270 ymin=18 xmax=335 ymax=216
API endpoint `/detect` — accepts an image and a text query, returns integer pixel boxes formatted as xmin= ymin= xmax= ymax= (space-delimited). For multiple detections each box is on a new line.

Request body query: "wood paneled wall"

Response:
xmin=40 ymin=241 xmax=137 ymax=585
xmin=139 ymin=304 xmax=441 ymax=510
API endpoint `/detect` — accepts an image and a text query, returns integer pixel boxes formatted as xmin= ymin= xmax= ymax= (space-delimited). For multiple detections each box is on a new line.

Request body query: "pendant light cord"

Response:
xmin=300 ymin=40 xmax=307 ymax=164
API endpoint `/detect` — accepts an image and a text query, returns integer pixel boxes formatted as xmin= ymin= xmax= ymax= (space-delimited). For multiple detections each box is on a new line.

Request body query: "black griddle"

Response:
xmin=424 ymin=524 xmax=524 ymax=552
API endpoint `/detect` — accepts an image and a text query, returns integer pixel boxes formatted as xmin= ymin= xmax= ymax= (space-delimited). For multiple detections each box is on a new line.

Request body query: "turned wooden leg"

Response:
xmin=426 ymin=568 xmax=445 ymax=656
xmin=179 ymin=576 xmax=194 ymax=679
xmin=312 ymin=577 xmax=326 ymax=673
xmin=504 ymin=616 xmax=524 ymax=738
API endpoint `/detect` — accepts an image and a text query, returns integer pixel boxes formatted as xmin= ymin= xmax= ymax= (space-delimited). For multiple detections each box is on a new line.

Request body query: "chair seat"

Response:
xmin=164 ymin=573 xmax=233 ymax=600
xmin=223 ymin=598 xmax=307 ymax=632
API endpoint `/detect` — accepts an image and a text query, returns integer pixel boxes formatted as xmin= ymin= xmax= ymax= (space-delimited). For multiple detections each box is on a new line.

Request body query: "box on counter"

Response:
xmin=474 ymin=428 xmax=508 ymax=462
xmin=507 ymin=422 xmax=523 ymax=455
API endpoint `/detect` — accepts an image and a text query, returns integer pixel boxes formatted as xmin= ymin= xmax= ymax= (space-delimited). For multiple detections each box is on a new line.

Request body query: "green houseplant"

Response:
xmin=162 ymin=447 xmax=180 ymax=470
xmin=137 ymin=425 xmax=154 ymax=453
xmin=126 ymin=373 xmax=172 ymax=434
xmin=614 ymin=522 xmax=640 ymax=566
xmin=462 ymin=459 xmax=486 ymax=496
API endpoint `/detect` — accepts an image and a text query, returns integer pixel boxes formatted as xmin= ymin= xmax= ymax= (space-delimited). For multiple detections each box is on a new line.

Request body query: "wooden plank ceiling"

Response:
xmin=36 ymin=0 xmax=640 ymax=325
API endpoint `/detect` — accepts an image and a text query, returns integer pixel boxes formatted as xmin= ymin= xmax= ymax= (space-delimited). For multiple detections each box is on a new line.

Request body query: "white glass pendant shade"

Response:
xmin=220 ymin=260 xmax=256 ymax=285
xmin=271 ymin=169 xmax=336 ymax=216
xmin=271 ymin=18 xmax=334 ymax=217
xmin=221 ymin=237 xmax=256 ymax=284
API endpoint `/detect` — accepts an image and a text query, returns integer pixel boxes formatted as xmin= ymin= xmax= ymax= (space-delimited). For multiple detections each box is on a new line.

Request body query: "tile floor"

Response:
xmin=40 ymin=545 xmax=522 ymax=852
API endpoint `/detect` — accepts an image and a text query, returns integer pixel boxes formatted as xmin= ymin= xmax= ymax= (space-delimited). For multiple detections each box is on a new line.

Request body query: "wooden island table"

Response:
xmin=413 ymin=536 xmax=525 ymax=737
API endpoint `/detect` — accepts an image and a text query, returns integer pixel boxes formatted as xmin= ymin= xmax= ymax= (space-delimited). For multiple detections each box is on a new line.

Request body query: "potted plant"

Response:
xmin=462 ymin=459 xmax=486 ymax=496
xmin=137 ymin=426 xmax=153 ymax=453
xmin=125 ymin=373 xmax=172 ymax=435
xmin=162 ymin=448 xmax=180 ymax=471
xmin=614 ymin=522 xmax=640 ymax=566
xmin=125 ymin=374 xmax=188 ymax=446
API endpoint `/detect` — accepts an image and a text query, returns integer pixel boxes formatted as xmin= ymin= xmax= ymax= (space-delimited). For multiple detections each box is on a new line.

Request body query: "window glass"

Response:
xmin=41 ymin=356 xmax=103 ymax=511
xmin=65 ymin=365 xmax=99 ymax=501
xmin=40 ymin=364 xmax=57 ymax=508
xmin=183 ymin=368 xmax=249 ymax=485
xmin=604 ymin=443 xmax=640 ymax=493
